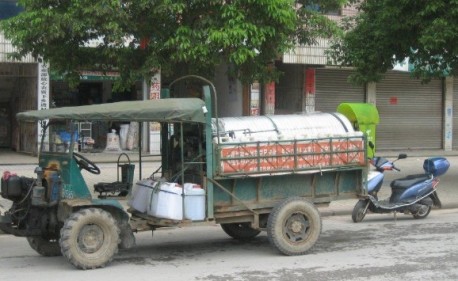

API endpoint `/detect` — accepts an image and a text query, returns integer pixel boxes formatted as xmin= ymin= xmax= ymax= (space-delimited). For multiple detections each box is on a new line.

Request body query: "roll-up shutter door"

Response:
xmin=376 ymin=71 xmax=443 ymax=150
xmin=315 ymin=68 xmax=365 ymax=112
xmin=452 ymin=78 xmax=458 ymax=149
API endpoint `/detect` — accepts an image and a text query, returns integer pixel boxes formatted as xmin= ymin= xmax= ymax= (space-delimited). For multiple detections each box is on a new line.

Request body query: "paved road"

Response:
xmin=0 ymin=208 xmax=457 ymax=280
xmin=1 ymin=152 xmax=457 ymax=279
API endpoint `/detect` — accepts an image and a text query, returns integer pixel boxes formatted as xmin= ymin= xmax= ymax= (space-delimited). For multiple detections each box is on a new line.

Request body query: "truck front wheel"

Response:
xmin=59 ymin=208 xmax=120 ymax=269
xmin=27 ymin=237 xmax=62 ymax=256
xmin=267 ymin=197 xmax=321 ymax=256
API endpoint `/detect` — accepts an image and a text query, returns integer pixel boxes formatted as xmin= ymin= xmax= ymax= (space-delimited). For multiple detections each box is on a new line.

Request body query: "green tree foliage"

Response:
xmin=329 ymin=0 xmax=458 ymax=84
xmin=2 ymin=0 xmax=348 ymax=88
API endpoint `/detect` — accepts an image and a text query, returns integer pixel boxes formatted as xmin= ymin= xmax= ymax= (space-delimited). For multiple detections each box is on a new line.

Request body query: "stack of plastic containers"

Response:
xmin=129 ymin=179 xmax=206 ymax=221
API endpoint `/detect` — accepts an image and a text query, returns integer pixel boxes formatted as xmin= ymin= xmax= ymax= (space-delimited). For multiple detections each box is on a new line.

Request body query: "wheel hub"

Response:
xmin=78 ymin=224 xmax=104 ymax=254
xmin=417 ymin=205 xmax=429 ymax=216
xmin=290 ymin=220 xmax=303 ymax=233
xmin=284 ymin=213 xmax=309 ymax=242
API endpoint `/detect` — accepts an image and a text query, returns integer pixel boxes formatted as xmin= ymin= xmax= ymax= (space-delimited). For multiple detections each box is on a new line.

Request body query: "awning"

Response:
xmin=17 ymin=98 xmax=207 ymax=123
xmin=337 ymin=103 xmax=379 ymax=157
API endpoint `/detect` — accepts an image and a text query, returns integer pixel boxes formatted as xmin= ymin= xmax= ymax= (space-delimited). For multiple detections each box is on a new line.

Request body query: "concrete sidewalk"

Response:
xmin=1 ymin=148 xmax=458 ymax=218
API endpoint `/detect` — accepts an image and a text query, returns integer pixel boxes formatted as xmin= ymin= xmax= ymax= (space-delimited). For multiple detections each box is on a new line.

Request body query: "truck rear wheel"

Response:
xmin=27 ymin=237 xmax=62 ymax=256
xmin=59 ymin=208 xmax=120 ymax=269
xmin=221 ymin=223 xmax=261 ymax=241
xmin=267 ymin=197 xmax=321 ymax=256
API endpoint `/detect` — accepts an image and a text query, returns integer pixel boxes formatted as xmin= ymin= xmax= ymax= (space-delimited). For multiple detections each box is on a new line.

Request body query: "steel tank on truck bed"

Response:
xmin=209 ymin=112 xmax=366 ymax=225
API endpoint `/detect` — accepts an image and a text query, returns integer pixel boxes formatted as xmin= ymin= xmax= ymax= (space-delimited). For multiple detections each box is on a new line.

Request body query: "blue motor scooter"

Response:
xmin=352 ymin=145 xmax=449 ymax=223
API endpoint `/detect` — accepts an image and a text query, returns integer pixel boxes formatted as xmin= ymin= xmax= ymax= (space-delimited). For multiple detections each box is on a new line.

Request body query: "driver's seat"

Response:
xmin=94 ymin=153 xmax=135 ymax=198
xmin=94 ymin=181 xmax=131 ymax=198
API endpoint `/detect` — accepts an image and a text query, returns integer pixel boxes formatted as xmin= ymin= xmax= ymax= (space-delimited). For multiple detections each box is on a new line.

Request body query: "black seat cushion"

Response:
xmin=94 ymin=182 xmax=129 ymax=193
xmin=390 ymin=174 xmax=429 ymax=189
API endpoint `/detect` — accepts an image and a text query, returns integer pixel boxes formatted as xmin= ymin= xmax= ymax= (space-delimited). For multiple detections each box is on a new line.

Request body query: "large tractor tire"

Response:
xmin=221 ymin=223 xmax=261 ymax=241
xmin=27 ymin=237 xmax=62 ymax=257
xmin=267 ymin=197 xmax=322 ymax=256
xmin=59 ymin=208 xmax=120 ymax=269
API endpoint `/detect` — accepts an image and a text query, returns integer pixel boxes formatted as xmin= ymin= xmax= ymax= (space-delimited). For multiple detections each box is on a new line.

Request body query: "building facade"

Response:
xmin=274 ymin=4 xmax=454 ymax=151
xmin=1 ymin=2 xmax=456 ymax=153
xmin=1 ymin=1 xmax=38 ymax=152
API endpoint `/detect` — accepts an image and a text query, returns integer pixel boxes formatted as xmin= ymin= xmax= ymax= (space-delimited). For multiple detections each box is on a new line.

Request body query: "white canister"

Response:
xmin=128 ymin=179 xmax=157 ymax=213
xmin=184 ymin=183 xmax=206 ymax=221
xmin=148 ymin=182 xmax=183 ymax=220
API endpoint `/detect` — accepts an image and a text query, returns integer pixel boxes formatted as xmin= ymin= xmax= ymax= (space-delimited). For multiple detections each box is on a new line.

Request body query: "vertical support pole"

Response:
xmin=203 ymin=86 xmax=214 ymax=219
xmin=138 ymin=122 xmax=143 ymax=180
xmin=142 ymin=78 xmax=149 ymax=153
xmin=180 ymin=122 xmax=185 ymax=219
xmin=443 ymin=76 xmax=453 ymax=151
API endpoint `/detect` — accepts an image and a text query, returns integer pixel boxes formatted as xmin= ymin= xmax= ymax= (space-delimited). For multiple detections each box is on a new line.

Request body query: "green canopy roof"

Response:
xmin=337 ymin=103 xmax=379 ymax=125
xmin=17 ymin=98 xmax=207 ymax=123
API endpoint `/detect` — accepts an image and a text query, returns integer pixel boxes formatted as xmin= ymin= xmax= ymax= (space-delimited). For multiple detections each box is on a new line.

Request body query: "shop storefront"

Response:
xmin=315 ymin=68 xmax=366 ymax=112
xmin=376 ymin=71 xmax=443 ymax=150
xmin=50 ymin=73 xmax=143 ymax=152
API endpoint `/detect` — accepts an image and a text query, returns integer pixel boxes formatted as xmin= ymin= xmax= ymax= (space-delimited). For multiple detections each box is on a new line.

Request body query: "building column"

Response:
xmin=303 ymin=68 xmax=316 ymax=113
xmin=366 ymin=82 xmax=376 ymax=105
xmin=263 ymin=82 xmax=275 ymax=115
xmin=444 ymin=77 xmax=453 ymax=151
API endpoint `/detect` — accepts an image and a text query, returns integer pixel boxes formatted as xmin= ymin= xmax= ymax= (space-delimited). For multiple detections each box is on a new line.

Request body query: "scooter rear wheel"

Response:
xmin=352 ymin=200 xmax=368 ymax=223
xmin=412 ymin=205 xmax=431 ymax=219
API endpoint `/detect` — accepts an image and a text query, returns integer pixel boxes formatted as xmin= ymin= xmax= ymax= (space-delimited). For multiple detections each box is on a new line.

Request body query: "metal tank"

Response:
xmin=212 ymin=112 xmax=356 ymax=141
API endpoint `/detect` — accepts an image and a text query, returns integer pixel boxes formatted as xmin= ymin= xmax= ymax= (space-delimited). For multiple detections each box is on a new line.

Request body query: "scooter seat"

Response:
xmin=390 ymin=174 xmax=430 ymax=189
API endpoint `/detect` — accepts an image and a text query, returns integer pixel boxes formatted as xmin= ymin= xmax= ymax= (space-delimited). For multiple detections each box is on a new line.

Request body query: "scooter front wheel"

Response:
xmin=352 ymin=200 xmax=369 ymax=223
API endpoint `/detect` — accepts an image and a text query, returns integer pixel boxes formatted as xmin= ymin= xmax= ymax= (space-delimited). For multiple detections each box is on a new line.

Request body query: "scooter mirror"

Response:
xmin=398 ymin=153 xmax=407 ymax=160
xmin=369 ymin=141 xmax=375 ymax=149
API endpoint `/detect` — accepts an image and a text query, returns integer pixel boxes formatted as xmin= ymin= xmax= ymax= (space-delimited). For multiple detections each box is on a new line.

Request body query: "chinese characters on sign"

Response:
xmin=149 ymin=71 xmax=161 ymax=154
xmin=304 ymin=68 xmax=316 ymax=113
xmin=250 ymin=82 xmax=260 ymax=116
xmin=150 ymin=71 xmax=161 ymax=100
xmin=37 ymin=60 xmax=49 ymax=150
xmin=264 ymin=82 xmax=275 ymax=115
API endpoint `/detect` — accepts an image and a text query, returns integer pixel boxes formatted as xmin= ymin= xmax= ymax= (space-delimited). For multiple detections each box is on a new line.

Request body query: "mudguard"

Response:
xmin=58 ymin=198 xmax=129 ymax=223
xmin=430 ymin=191 xmax=442 ymax=208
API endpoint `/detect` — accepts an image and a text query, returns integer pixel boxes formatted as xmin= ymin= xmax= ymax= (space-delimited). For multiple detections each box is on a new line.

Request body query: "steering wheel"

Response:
xmin=73 ymin=152 xmax=101 ymax=175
